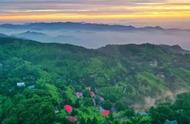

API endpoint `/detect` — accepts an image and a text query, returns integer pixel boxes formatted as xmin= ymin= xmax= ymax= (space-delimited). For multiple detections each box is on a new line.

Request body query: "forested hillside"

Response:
xmin=0 ymin=37 xmax=190 ymax=124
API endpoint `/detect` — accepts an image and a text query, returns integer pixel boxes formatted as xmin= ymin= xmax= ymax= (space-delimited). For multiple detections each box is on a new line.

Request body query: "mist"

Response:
xmin=0 ymin=26 xmax=189 ymax=50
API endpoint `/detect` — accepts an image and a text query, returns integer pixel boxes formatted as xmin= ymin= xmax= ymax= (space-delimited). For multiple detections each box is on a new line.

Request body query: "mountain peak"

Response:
xmin=0 ymin=22 xmax=165 ymax=31
xmin=171 ymin=45 xmax=182 ymax=50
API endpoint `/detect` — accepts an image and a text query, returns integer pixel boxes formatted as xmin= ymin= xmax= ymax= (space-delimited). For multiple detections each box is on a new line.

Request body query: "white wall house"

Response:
xmin=17 ymin=82 xmax=26 ymax=87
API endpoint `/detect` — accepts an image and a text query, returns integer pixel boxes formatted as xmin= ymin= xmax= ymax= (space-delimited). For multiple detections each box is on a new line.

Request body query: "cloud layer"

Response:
xmin=0 ymin=0 xmax=190 ymax=28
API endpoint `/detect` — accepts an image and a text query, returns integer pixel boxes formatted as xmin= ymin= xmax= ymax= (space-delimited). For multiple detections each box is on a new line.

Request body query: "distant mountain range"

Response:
xmin=1 ymin=22 xmax=189 ymax=31
xmin=12 ymin=31 xmax=47 ymax=40
xmin=0 ymin=22 xmax=190 ymax=49
xmin=0 ymin=22 xmax=169 ymax=31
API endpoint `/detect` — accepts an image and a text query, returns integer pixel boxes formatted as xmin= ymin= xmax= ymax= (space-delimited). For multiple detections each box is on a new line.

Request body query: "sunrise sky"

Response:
xmin=0 ymin=0 xmax=190 ymax=29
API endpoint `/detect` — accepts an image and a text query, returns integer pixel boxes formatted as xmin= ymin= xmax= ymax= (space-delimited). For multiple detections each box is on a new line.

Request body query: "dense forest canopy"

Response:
xmin=0 ymin=36 xmax=190 ymax=124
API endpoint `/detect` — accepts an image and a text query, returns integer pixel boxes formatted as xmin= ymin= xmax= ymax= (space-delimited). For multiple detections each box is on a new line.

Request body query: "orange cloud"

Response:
xmin=0 ymin=1 xmax=190 ymax=28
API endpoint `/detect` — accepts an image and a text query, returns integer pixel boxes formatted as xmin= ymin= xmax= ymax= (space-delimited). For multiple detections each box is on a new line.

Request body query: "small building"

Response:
xmin=99 ymin=96 xmax=105 ymax=102
xmin=150 ymin=60 xmax=158 ymax=67
xmin=76 ymin=92 xmax=83 ymax=98
xmin=157 ymin=73 xmax=165 ymax=79
xmin=164 ymin=120 xmax=178 ymax=124
xmin=54 ymin=110 xmax=59 ymax=114
xmin=90 ymin=91 xmax=96 ymax=97
xmin=17 ymin=82 xmax=26 ymax=87
xmin=28 ymin=85 xmax=35 ymax=89
xmin=86 ymin=87 xmax=91 ymax=91
xmin=137 ymin=111 xmax=149 ymax=116
xmin=68 ymin=116 xmax=77 ymax=122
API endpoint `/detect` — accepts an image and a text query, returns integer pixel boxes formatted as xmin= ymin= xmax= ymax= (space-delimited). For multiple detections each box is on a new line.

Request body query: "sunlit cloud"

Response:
xmin=0 ymin=0 xmax=190 ymax=28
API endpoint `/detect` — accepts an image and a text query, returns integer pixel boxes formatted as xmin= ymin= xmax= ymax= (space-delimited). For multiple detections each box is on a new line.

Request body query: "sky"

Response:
xmin=0 ymin=0 xmax=190 ymax=29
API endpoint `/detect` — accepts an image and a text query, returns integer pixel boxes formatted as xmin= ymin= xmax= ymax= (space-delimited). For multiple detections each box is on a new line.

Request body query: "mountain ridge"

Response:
xmin=1 ymin=22 xmax=189 ymax=31
xmin=0 ymin=22 xmax=167 ymax=31
xmin=1 ymin=36 xmax=190 ymax=54
xmin=99 ymin=43 xmax=190 ymax=55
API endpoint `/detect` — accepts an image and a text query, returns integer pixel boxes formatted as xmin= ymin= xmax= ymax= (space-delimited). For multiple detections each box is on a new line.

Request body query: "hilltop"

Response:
xmin=1 ymin=37 xmax=190 ymax=108
xmin=0 ymin=37 xmax=190 ymax=124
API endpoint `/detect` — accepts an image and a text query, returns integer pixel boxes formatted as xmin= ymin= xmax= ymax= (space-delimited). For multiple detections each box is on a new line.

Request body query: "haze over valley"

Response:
xmin=0 ymin=22 xmax=190 ymax=49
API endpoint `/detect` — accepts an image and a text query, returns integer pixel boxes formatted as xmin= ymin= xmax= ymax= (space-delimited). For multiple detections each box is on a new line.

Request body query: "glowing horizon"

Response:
xmin=0 ymin=0 xmax=190 ymax=29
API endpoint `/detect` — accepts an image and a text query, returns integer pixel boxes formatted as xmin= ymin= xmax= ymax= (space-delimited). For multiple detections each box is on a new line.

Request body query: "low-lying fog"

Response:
xmin=0 ymin=27 xmax=189 ymax=50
